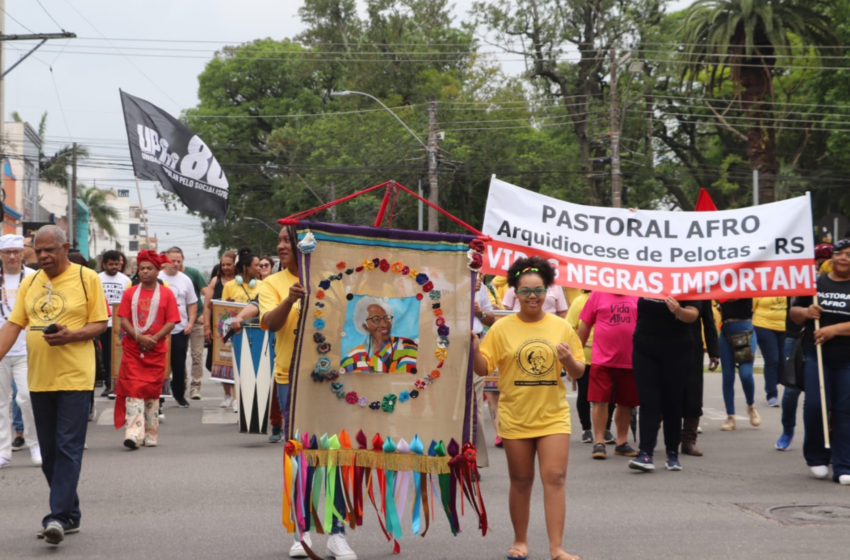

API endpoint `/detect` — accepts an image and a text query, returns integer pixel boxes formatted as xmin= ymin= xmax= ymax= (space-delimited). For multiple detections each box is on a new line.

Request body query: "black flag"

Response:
xmin=120 ymin=90 xmax=229 ymax=220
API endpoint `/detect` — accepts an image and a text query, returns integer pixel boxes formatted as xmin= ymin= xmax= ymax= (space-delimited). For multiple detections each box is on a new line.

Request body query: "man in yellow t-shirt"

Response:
xmin=0 ymin=225 xmax=107 ymax=546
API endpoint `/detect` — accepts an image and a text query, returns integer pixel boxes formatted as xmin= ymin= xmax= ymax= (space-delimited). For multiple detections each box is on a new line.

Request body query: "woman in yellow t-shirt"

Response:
xmin=472 ymin=257 xmax=585 ymax=560
xmin=753 ymin=297 xmax=787 ymax=407
xmin=221 ymin=248 xmax=264 ymax=304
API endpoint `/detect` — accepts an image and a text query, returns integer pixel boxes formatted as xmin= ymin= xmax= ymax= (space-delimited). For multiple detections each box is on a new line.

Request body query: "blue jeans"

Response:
xmin=781 ymin=337 xmax=802 ymax=436
xmin=278 ymin=382 xmax=346 ymax=535
xmin=719 ymin=321 xmax=757 ymax=415
xmin=754 ymin=326 xmax=785 ymax=401
xmin=11 ymin=380 xmax=23 ymax=433
xmin=30 ymin=391 xmax=90 ymax=529
xmin=802 ymin=348 xmax=850 ymax=481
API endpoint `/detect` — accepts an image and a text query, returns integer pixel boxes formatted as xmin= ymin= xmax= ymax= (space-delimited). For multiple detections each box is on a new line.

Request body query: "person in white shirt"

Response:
xmin=0 ymin=235 xmax=40 ymax=468
xmin=97 ymin=250 xmax=130 ymax=398
xmin=472 ymin=274 xmax=495 ymax=471
xmin=158 ymin=248 xmax=198 ymax=408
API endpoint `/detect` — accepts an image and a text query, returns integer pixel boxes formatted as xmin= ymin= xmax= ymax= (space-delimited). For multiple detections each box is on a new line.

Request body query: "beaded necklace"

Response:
xmin=0 ymin=267 xmax=25 ymax=319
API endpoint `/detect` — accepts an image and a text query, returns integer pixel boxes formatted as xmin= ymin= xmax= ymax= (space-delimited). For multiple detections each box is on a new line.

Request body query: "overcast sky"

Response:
xmin=2 ymin=0 xmax=693 ymax=270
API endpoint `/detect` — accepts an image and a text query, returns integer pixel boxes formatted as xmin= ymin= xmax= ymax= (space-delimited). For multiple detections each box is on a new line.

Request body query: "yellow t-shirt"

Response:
xmin=752 ymin=297 xmax=787 ymax=332
xmin=10 ymin=264 xmax=108 ymax=391
xmin=221 ymin=278 xmax=263 ymax=304
xmin=258 ymin=269 xmax=300 ymax=385
xmin=479 ymin=313 xmax=584 ymax=439
xmin=565 ymin=292 xmax=593 ymax=365
xmin=487 ymin=276 xmax=509 ymax=309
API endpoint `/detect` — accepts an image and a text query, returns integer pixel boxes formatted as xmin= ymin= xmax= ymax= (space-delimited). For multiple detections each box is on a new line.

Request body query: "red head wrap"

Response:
xmin=158 ymin=252 xmax=174 ymax=267
xmin=137 ymin=250 xmax=162 ymax=270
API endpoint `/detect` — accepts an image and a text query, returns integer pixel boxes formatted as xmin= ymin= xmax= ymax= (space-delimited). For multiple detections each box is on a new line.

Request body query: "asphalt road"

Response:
xmin=1 ymin=373 xmax=847 ymax=560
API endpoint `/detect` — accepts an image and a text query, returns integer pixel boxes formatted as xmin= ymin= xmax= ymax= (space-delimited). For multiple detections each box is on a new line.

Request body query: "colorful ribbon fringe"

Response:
xmin=282 ymin=430 xmax=487 ymax=556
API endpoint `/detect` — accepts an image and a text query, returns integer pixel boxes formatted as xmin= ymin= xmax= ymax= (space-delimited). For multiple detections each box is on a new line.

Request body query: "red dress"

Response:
xmin=113 ymin=284 xmax=180 ymax=428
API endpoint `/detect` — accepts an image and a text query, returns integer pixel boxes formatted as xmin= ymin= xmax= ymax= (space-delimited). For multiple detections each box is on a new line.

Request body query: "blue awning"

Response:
xmin=4 ymin=204 xmax=22 ymax=220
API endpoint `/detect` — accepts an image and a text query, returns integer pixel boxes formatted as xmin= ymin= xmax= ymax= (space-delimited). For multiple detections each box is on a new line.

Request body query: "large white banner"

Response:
xmin=482 ymin=177 xmax=817 ymax=299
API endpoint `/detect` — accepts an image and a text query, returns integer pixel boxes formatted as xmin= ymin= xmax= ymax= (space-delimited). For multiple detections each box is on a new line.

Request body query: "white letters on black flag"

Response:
xmin=481 ymin=177 xmax=817 ymax=299
xmin=120 ymin=90 xmax=229 ymax=220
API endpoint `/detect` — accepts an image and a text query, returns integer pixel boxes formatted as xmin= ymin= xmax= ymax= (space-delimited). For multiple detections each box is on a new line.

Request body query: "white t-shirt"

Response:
xmin=99 ymin=271 xmax=131 ymax=328
xmin=472 ymin=284 xmax=494 ymax=334
xmin=0 ymin=266 xmax=35 ymax=357
xmin=158 ymin=270 xmax=198 ymax=334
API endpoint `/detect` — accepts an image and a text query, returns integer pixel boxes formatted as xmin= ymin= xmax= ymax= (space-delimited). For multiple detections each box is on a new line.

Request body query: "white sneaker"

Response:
xmin=220 ymin=395 xmax=232 ymax=409
xmin=839 ymin=474 xmax=850 ymax=485
xmin=232 ymin=399 xmax=239 ymax=413
xmin=30 ymin=445 xmax=42 ymax=466
xmin=326 ymin=534 xmax=357 ymax=560
xmin=289 ymin=532 xmax=312 ymax=558
xmin=88 ymin=403 xmax=96 ymax=422
xmin=0 ymin=457 xmax=10 ymax=469
xmin=811 ymin=465 xmax=829 ymax=479
xmin=158 ymin=411 xmax=165 ymax=423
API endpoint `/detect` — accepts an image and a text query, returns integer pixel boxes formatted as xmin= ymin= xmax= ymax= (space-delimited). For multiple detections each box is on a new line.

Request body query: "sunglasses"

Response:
xmin=259 ymin=263 xmax=271 ymax=268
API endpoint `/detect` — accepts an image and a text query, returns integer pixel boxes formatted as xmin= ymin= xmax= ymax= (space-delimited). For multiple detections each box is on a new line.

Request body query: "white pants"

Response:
xmin=0 ymin=355 xmax=37 ymax=460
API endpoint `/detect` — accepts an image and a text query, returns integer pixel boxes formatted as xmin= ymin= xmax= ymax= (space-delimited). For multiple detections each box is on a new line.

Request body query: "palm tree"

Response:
xmin=78 ymin=185 xmax=119 ymax=257
xmin=679 ymin=0 xmax=834 ymax=203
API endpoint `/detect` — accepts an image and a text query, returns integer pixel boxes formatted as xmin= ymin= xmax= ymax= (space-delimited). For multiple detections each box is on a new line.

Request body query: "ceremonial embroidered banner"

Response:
xmin=111 ymin=304 xmax=172 ymax=396
xmin=288 ymin=221 xmax=478 ymax=456
xmin=482 ymin=177 xmax=817 ymax=299
xmin=210 ymin=300 xmax=246 ymax=383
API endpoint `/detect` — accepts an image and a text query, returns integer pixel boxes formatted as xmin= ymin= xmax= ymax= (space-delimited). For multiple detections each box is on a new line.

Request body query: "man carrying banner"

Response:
xmin=114 ymin=250 xmax=180 ymax=449
xmin=158 ymin=248 xmax=198 ymax=408
xmin=0 ymin=225 xmax=108 ymax=545
xmin=98 ymin=250 xmax=131 ymax=397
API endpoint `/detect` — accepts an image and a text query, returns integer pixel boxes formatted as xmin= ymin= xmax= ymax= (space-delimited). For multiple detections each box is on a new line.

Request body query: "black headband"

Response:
xmin=834 ymin=239 xmax=850 ymax=253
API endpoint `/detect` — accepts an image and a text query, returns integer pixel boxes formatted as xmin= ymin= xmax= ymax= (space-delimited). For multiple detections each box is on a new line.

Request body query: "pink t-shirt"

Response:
xmin=579 ymin=292 xmax=638 ymax=369
xmin=502 ymin=286 xmax=568 ymax=315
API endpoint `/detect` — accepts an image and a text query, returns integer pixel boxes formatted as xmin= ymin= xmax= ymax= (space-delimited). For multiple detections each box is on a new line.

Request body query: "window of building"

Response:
xmin=129 ymin=241 xmax=139 ymax=251
xmin=129 ymin=223 xmax=139 ymax=236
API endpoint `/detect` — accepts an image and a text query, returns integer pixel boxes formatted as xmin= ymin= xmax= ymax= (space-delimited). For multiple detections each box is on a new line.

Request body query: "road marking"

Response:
xmin=202 ymin=407 xmax=237 ymax=424
xmin=702 ymin=407 xmax=747 ymax=421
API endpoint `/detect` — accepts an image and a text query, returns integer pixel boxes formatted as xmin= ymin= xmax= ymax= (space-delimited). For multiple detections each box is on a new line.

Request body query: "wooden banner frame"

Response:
xmin=211 ymin=299 xmax=247 ymax=369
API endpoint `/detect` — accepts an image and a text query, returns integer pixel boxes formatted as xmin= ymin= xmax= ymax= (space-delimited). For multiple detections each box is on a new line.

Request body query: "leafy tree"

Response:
xmin=78 ymin=185 xmax=120 ymax=257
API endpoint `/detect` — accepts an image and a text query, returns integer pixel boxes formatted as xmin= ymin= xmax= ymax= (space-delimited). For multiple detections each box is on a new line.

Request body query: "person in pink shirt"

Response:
xmin=502 ymin=285 xmax=568 ymax=317
xmin=578 ymin=292 xmax=639 ymax=459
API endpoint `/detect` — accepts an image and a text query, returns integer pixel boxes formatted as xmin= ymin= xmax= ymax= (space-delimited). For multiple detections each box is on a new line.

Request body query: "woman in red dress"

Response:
xmin=113 ymin=251 xmax=180 ymax=449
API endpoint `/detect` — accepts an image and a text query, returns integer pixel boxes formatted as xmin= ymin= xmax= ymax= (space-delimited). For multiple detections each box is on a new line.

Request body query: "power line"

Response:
xmin=35 ymin=0 xmax=66 ymax=31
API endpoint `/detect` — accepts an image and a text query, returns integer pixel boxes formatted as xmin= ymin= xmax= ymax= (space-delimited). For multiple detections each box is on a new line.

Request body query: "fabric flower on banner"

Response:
xmin=314 ymin=301 xmax=325 ymax=309
xmin=437 ymin=325 xmax=450 ymax=337
xmin=437 ymin=336 xmax=450 ymax=349
xmin=369 ymin=401 xmax=381 ymax=410
xmin=336 ymin=389 xmax=347 ymax=399
xmin=379 ymin=259 xmax=391 ymax=272
xmin=410 ymin=390 xmax=419 ymax=399
xmin=297 ymin=232 xmax=317 ymax=254
xmin=415 ymin=273 xmax=429 ymax=286
xmin=401 ymin=266 xmax=411 ymax=276
xmin=311 ymin=370 xmax=325 ymax=383
xmin=336 ymin=261 xmax=347 ymax=270
xmin=314 ymin=309 xmax=324 ymax=319
xmin=334 ymin=273 xmax=343 ymax=281
xmin=414 ymin=379 xmax=427 ymax=390
xmin=355 ymin=266 xmax=364 ymax=272
xmin=468 ymin=250 xmax=484 ymax=271
xmin=469 ymin=238 xmax=485 ymax=253
xmin=433 ymin=308 xmax=444 ymax=318
xmin=399 ymin=391 xmax=410 ymax=403
xmin=345 ymin=268 xmax=354 ymax=275
xmin=432 ymin=302 xmax=441 ymax=309
xmin=381 ymin=394 xmax=398 ymax=413
xmin=316 ymin=357 xmax=332 ymax=372
xmin=358 ymin=396 xmax=368 ymax=407
xmin=372 ymin=258 xmax=381 ymax=267
xmin=314 ymin=318 xmax=326 ymax=330
xmin=345 ymin=391 xmax=359 ymax=404
xmin=313 ymin=333 xmax=326 ymax=344
xmin=391 ymin=261 xmax=404 ymax=273
xmin=429 ymin=290 xmax=441 ymax=300
xmin=416 ymin=294 xmax=424 ymax=301
xmin=422 ymin=281 xmax=434 ymax=293
xmin=431 ymin=369 xmax=441 ymax=380
xmin=316 ymin=290 xmax=326 ymax=300
xmin=434 ymin=348 xmax=448 ymax=361
xmin=425 ymin=374 xmax=434 ymax=385
xmin=408 ymin=268 xmax=418 ymax=279
xmin=317 ymin=342 xmax=331 ymax=355
xmin=330 ymin=382 xmax=344 ymax=393
xmin=362 ymin=259 xmax=375 ymax=271
xmin=319 ymin=279 xmax=331 ymax=290
xmin=325 ymin=370 xmax=340 ymax=381
xmin=436 ymin=317 xmax=446 ymax=327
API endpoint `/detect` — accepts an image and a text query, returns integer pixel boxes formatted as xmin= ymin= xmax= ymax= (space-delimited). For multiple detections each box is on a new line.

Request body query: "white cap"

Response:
xmin=0 ymin=235 xmax=25 ymax=250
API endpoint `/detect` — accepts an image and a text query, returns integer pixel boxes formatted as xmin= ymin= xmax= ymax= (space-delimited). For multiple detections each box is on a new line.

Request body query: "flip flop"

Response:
xmin=508 ymin=547 xmax=528 ymax=560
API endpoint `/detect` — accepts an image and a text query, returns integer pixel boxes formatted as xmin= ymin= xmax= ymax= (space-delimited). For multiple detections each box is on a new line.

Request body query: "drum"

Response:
xmin=231 ymin=324 xmax=276 ymax=434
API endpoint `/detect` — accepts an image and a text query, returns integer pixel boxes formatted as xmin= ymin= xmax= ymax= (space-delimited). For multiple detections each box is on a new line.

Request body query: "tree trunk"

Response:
xmin=738 ymin=46 xmax=777 ymax=204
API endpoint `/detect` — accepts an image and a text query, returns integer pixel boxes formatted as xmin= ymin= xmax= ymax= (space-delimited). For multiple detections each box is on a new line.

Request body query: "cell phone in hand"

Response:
xmin=43 ymin=324 xmax=59 ymax=335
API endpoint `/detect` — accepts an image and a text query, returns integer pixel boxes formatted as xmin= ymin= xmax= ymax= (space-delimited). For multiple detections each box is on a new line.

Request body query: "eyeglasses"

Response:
xmin=0 ymin=250 xmax=23 ymax=258
xmin=516 ymin=287 xmax=546 ymax=298
xmin=366 ymin=315 xmax=394 ymax=325
xmin=259 ymin=263 xmax=271 ymax=268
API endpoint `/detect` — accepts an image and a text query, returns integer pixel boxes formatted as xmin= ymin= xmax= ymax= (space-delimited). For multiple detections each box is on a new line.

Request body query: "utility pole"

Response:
xmin=427 ymin=98 xmax=439 ymax=232
xmin=610 ymin=46 xmax=622 ymax=209
xmin=753 ymin=169 xmax=759 ymax=206
xmin=329 ymin=182 xmax=336 ymax=222
xmin=70 ymin=142 xmax=78 ymax=249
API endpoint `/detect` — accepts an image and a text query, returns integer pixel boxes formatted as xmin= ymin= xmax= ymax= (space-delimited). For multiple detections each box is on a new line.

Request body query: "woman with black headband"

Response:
xmin=791 ymin=238 xmax=850 ymax=485
xmin=472 ymin=256 xmax=585 ymax=560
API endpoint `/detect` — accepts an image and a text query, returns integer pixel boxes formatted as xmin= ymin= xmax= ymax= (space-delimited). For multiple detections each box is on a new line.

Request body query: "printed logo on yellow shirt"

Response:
xmin=514 ymin=339 xmax=558 ymax=385
xmin=32 ymin=291 xmax=66 ymax=322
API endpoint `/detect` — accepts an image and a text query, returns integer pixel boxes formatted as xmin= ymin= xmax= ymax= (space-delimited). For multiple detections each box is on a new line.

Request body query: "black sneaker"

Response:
xmin=581 ymin=430 xmax=593 ymax=443
xmin=174 ymin=396 xmax=190 ymax=408
xmin=100 ymin=386 xmax=112 ymax=398
xmin=37 ymin=521 xmax=78 ymax=539
xmin=41 ymin=521 xmax=64 ymax=545
xmin=592 ymin=442 xmax=607 ymax=460
xmin=614 ymin=442 xmax=639 ymax=457
xmin=604 ymin=430 xmax=616 ymax=444
xmin=11 ymin=436 xmax=25 ymax=451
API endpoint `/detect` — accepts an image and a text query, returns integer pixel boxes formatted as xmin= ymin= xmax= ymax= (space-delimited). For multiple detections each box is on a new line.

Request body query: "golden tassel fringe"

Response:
xmin=302 ymin=449 xmax=451 ymax=475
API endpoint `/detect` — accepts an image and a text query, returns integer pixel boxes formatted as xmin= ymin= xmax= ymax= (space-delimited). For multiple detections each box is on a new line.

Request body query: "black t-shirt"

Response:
xmin=794 ymin=275 xmax=850 ymax=358
xmin=719 ymin=299 xmax=753 ymax=321
xmin=634 ymin=298 xmax=698 ymax=340
xmin=785 ymin=297 xmax=803 ymax=338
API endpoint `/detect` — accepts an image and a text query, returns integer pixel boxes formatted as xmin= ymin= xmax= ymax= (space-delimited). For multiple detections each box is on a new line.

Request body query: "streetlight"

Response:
xmin=243 ymin=216 xmax=280 ymax=235
xmin=330 ymin=90 xmax=427 ymax=230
